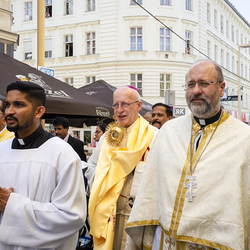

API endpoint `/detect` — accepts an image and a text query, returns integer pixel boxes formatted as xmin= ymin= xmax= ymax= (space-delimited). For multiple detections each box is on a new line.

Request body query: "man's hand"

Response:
xmin=0 ymin=187 xmax=14 ymax=212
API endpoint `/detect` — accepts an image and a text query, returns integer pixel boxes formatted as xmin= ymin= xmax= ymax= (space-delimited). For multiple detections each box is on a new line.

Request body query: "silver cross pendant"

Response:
xmin=184 ymin=176 xmax=198 ymax=202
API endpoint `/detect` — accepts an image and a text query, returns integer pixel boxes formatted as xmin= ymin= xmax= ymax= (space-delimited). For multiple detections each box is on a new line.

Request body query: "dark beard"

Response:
xmin=7 ymin=123 xmax=19 ymax=132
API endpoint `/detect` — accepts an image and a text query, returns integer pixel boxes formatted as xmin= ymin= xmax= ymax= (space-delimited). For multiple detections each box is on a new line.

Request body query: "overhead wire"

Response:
xmin=131 ymin=0 xmax=248 ymax=82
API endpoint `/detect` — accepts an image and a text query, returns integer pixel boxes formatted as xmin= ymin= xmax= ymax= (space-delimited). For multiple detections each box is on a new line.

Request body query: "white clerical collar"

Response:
xmin=64 ymin=133 xmax=69 ymax=142
xmin=17 ymin=138 xmax=25 ymax=145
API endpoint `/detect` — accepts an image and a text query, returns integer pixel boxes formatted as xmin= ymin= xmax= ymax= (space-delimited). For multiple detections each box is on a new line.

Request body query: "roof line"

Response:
xmin=224 ymin=0 xmax=250 ymax=28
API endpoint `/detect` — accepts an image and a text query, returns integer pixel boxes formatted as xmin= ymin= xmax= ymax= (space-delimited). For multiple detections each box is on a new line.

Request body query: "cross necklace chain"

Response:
xmin=184 ymin=110 xmax=224 ymax=202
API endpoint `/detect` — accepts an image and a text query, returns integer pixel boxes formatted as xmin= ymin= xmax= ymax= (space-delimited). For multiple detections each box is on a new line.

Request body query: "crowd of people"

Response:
xmin=0 ymin=59 xmax=250 ymax=250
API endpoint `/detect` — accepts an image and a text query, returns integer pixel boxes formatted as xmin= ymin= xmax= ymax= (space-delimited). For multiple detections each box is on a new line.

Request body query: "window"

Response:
xmin=86 ymin=76 xmax=96 ymax=84
xmin=45 ymin=0 xmax=52 ymax=18
xmin=207 ymin=3 xmax=210 ymax=22
xmin=86 ymin=32 xmax=95 ymax=55
xmin=11 ymin=4 xmax=14 ymax=23
xmin=130 ymin=27 xmax=143 ymax=51
xmin=87 ymin=0 xmax=95 ymax=11
xmin=241 ymin=63 xmax=244 ymax=77
xmin=65 ymin=0 xmax=73 ymax=15
xmin=221 ymin=49 xmax=224 ymax=66
xmin=65 ymin=77 xmax=73 ymax=86
xmin=160 ymin=0 xmax=171 ymax=5
xmin=45 ymin=37 xmax=52 ymax=58
xmin=245 ymin=66 xmax=247 ymax=79
xmin=130 ymin=74 xmax=142 ymax=96
xmin=65 ymin=35 xmax=73 ymax=57
xmin=236 ymin=30 xmax=239 ymax=45
xmin=232 ymin=56 xmax=235 ymax=73
xmin=241 ymin=34 xmax=243 ymax=45
xmin=220 ymin=15 xmax=224 ymax=33
xmin=231 ymin=25 xmax=234 ymax=42
xmin=24 ymin=40 xmax=32 ymax=60
xmin=160 ymin=74 xmax=171 ymax=97
xmin=24 ymin=2 xmax=33 ymax=21
xmin=214 ymin=10 xmax=217 ymax=28
xmin=160 ymin=28 xmax=171 ymax=51
xmin=131 ymin=0 xmax=142 ymax=4
xmin=207 ymin=40 xmax=210 ymax=57
xmin=226 ymin=53 xmax=229 ymax=69
xmin=185 ymin=0 xmax=192 ymax=11
xmin=185 ymin=31 xmax=192 ymax=54
xmin=226 ymin=20 xmax=229 ymax=37
xmin=214 ymin=45 xmax=217 ymax=62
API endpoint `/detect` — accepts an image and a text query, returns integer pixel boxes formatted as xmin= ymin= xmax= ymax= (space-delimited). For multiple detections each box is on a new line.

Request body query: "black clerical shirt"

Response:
xmin=12 ymin=125 xmax=54 ymax=149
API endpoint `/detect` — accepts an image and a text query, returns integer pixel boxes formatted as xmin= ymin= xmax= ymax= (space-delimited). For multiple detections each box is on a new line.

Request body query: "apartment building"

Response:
xmin=0 ymin=0 xmax=19 ymax=56
xmin=10 ymin=0 xmax=250 ymax=121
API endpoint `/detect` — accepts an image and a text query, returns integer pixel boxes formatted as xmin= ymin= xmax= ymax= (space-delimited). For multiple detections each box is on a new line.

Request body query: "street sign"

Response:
xmin=175 ymin=108 xmax=185 ymax=115
xmin=38 ymin=66 xmax=54 ymax=77
xmin=221 ymin=95 xmax=242 ymax=101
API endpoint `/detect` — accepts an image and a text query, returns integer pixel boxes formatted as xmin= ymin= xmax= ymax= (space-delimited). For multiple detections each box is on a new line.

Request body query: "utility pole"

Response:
xmin=37 ymin=0 xmax=45 ymax=68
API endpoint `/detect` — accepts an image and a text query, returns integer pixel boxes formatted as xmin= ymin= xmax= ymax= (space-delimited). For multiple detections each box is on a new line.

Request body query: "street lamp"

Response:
xmin=238 ymin=44 xmax=250 ymax=120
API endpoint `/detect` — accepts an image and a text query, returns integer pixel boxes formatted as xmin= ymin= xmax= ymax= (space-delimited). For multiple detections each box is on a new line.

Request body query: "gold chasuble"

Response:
xmin=89 ymin=116 xmax=156 ymax=250
xmin=126 ymin=112 xmax=250 ymax=250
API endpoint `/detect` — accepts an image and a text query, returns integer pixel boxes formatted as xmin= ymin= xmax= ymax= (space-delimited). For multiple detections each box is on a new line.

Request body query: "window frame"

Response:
xmin=220 ymin=15 xmax=224 ymax=33
xmin=131 ymin=0 xmax=142 ymax=5
xmin=130 ymin=27 xmax=143 ymax=51
xmin=130 ymin=74 xmax=143 ymax=96
xmin=45 ymin=37 xmax=52 ymax=58
xmin=65 ymin=0 xmax=73 ymax=15
xmin=64 ymin=35 xmax=73 ymax=57
xmin=24 ymin=1 xmax=33 ymax=21
xmin=24 ymin=39 xmax=32 ymax=60
xmin=45 ymin=0 xmax=52 ymax=18
xmin=87 ymin=0 xmax=95 ymax=11
xmin=159 ymin=74 xmax=171 ymax=97
xmin=207 ymin=3 xmax=210 ymax=22
xmin=185 ymin=0 xmax=192 ymax=11
xmin=65 ymin=77 xmax=74 ymax=86
xmin=160 ymin=27 xmax=171 ymax=51
xmin=160 ymin=0 xmax=171 ymax=6
xmin=86 ymin=76 xmax=96 ymax=84
xmin=185 ymin=30 xmax=192 ymax=54
xmin=86 ymin=32 xmax=96 ymax=55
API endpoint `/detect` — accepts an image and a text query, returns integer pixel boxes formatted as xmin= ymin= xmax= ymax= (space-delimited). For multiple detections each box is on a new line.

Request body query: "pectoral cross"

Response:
xmin=165 ymin=237 xmax=175 ymax=250
xmin=184 ymin=176 xmax=198 ymax=202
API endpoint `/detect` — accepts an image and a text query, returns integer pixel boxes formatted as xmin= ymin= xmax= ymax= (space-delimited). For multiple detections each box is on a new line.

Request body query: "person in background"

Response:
xmin=126 ymin=59 xmax=250 ymax=250
xmin=0 ymin=81 xmax=86 ymax=249
xmin=87 ymin=85 xmax=158 ymax=250
xmin=0 ymin=95 xmax=14 ymax=142
xmin=143 ymin=111 xmax=152 ymax=124
xmin=152 ymin=102 xmax=172 ymax=129
xmin=94 ymin=124 xmax=107 ymax=142
xmin=52 ymin=116 xmax=87 ymax=162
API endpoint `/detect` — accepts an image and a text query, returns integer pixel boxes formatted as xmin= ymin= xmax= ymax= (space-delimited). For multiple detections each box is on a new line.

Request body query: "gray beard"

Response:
xmin=189 ymin=101 xmax=220 ymax=118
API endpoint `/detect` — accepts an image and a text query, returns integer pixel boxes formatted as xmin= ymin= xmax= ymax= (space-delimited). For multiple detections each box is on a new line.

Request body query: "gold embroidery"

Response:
xmin=170 ymin=111 xmax=230 ymax=240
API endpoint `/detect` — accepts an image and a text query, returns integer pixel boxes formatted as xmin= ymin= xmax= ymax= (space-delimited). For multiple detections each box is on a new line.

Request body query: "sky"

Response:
xmin=228 ymin=0 xmax=250 ymax=24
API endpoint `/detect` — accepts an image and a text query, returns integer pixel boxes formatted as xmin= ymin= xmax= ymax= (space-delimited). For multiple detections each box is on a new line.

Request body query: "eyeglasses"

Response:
xmin=184 ymin=81 xmax=218 ymax=91
xmin=112 ymin=100 xmax=139 ymax=109
xmin=95 ymin=131 xmax=101 ymax=134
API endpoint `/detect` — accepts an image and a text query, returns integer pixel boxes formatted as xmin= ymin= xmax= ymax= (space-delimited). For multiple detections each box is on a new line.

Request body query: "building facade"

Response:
xmin=0 ymin=0 xmax=19 ymax=56
xmin=10 ymin=0 xmax=250 ymax=121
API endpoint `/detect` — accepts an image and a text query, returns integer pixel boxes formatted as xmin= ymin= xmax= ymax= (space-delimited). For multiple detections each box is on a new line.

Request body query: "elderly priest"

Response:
xmin=125 ymin=60 xmax=250 ymax=250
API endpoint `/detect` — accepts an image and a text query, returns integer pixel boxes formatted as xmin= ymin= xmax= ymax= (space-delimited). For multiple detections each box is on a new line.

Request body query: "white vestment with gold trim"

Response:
xmin=126 ymin=112 xmax=250 ymax=250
